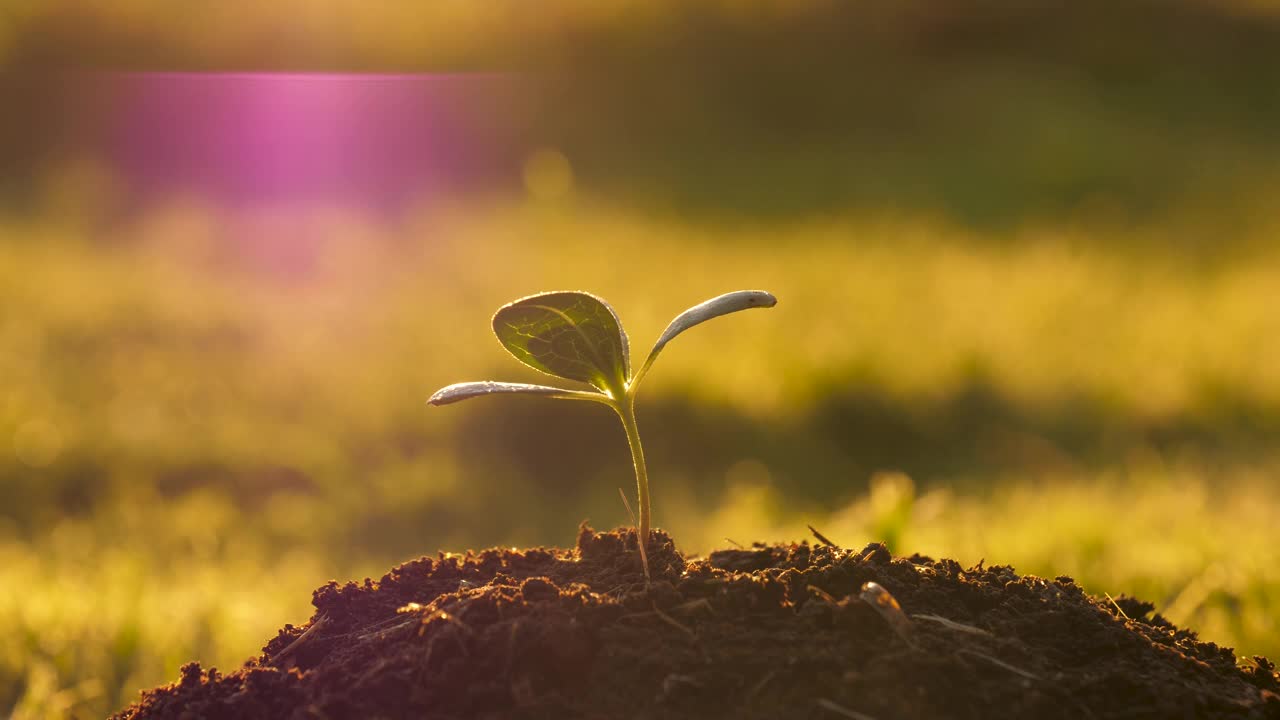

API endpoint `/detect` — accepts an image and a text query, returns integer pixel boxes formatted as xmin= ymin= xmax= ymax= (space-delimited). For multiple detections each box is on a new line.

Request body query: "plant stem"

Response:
xmin=615 ymin=397 xmax=650 ymax=547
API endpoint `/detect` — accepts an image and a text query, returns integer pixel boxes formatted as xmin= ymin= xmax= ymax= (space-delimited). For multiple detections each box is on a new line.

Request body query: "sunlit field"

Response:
xmin=3 ymin=200 xmax=1280 ymax=717
xmin=6 ymin=2 xmax=1280 ymax=716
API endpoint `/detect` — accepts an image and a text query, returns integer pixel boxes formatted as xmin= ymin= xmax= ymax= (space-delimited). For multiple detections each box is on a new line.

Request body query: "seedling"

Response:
xmin=429 ymin=290 xmax=777 ymax=555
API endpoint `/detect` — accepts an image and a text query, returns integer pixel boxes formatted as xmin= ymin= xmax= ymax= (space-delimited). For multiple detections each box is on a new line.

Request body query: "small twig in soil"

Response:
xmin=724 ymin=537 xmax=744 ymax=549
xmin=618 ymin=487 xmax=652 ymax=585
xmin=273 ymin=614 xmax=329 ymax=668
xmin=911 ymin=613 xmax=991 ymax=636
xmin=956 ymin=648 xmax=1040 ymax=681
xmin=816 ymin=698 xmax=880 ymax=720
xmin=1104 ymin=592 xmax=1130 ymax=620
xmin=859 ymin=582 xmax=913 ymax=643
xmin=854 ymin=543 xmax=889 ymax=564
xmin=808 ymin=524 xmax=839 ymax=548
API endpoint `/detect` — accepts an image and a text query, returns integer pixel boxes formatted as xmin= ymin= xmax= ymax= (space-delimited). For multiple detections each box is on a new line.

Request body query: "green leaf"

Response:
xmin=491 ymin=291 xmax=631 ymax=396
xmin=428 ymin=381 xmax=609 ymax=406
xmin=630 ymin=290 xmax=776 ymax=390
xmin=650 ymin=290 xmax=776 ymax=357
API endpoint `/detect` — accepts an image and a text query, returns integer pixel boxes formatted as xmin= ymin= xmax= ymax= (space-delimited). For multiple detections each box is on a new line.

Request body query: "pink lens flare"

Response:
xmin=109 ymin=72 xmax=513 ymax=212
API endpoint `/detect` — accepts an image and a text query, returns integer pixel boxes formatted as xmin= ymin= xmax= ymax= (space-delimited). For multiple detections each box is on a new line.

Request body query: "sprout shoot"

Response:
xmin=429 ymin=290 xmax=777 ymax=559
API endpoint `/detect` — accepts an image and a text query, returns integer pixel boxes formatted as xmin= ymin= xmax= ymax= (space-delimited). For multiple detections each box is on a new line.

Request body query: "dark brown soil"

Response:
xmin=115 ymin=525 xmax=1279 ymax=720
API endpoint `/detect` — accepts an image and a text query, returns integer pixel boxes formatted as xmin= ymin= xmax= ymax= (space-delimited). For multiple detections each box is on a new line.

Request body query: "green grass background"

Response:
xmin=5 ymin=2 xmax=1280 ymax=717
xmin=4 ymin=207 xmax=1280 ymax=717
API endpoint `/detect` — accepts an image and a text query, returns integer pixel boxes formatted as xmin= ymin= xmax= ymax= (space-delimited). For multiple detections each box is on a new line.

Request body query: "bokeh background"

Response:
xmin=4 ymin=2 xmax=1280 ymax=716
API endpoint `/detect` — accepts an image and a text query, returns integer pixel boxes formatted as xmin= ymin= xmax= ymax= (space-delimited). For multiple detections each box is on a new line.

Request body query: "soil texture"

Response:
xmin=115 ymin=525 xmax=1280 ymax=719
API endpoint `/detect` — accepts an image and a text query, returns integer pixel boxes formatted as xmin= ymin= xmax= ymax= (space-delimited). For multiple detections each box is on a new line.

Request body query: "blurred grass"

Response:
xmin=9 ymin=2 xmax=1280 ymax=227
xmin=6 ymin=4 xmax=1280 ymax=714
xmin=3 ymin=201 xmax=1280 ymax=717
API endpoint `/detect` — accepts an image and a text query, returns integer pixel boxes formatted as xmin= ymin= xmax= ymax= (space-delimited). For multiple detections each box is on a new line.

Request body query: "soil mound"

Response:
xmin=115 ymin=525 xmax=1279 ymax=719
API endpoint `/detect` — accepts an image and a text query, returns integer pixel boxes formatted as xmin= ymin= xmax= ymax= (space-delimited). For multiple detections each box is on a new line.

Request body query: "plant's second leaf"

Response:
xmin=628 ymin=289 xmax=776 ymax=391
xmin=428 ymin=381 xmax=605 ymax=406
xmin=491 ymin=291 xmax=630 ymax=395
xmin=650 ymin=290 xmax=777 ymax=356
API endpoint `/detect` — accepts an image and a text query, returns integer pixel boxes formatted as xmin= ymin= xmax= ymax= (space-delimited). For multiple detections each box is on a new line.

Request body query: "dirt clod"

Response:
xmin=114 ymin=526 xmax=1280 ymax=720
